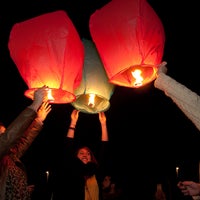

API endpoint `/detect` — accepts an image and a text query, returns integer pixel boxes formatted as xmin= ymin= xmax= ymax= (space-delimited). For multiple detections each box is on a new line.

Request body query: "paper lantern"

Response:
xmin=8 ymin=10 xmax=84 ymax=103
xmin=89 ymin=0 xmax=165 ymax=88
xmin=71 ymin=39 xmax=115 ymax=114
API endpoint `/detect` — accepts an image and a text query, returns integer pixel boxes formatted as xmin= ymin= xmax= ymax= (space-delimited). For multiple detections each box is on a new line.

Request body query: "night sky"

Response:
xmin=0 ymin=0 xmax=200 ymax=198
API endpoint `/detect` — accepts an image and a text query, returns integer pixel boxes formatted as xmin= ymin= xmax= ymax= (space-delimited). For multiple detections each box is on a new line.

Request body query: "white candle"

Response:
xmin=46 ymin=171 xmax=49 ymax=182
xmin=176 ymin=166 xmax=179 ymax=178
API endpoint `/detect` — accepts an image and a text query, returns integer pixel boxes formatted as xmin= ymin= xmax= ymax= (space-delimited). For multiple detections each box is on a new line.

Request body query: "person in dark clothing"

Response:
xmin=52 ymin=109 xmax=110 ymax=200
xmin=0 ymin=86 xmax=51 ymax=200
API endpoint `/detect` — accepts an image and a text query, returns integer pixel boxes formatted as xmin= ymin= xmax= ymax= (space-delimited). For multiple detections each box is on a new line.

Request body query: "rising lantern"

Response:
xmin=89 ymin=0 xmax=165 ymax=88
xmin=8 ymin=10 xmax=84 ymax=103
xmin=71 ymin=39 xmax=115 ymax=114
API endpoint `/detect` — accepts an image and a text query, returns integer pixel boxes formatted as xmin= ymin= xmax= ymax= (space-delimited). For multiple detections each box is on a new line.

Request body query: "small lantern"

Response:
xmin=8 ymin=10 xmax=84 ymax=103
xmin=89 ymin=0 xmax=165 ymax=88
xmin=71 ymin=39 xmax=115 ymax=114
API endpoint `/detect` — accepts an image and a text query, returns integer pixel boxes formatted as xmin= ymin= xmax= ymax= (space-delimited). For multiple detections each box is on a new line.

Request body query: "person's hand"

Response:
xmin=70 ymin=109 xmax=80 ymax=126
xmin=29 ymin=85 xmax=49 ymax=112
xmin=99 ymin=112 xmax=106 ymax=125
xmin=33 ymin=85 xmax=49 ymax=102
xmin=157 ymin=61 xmax=168 ymax=76
xmin=177 ymin=181 xmax=200 ymax=196
xmin=37 ymin=101 xmax=52 ymax=122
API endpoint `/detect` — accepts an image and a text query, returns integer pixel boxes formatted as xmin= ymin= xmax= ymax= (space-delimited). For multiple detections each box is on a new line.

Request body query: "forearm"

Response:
xmin=16 ymin=118 xmax=43 ymax=158
xmin=66 ymin=120 xmax=77 ymax=138
xmin=155 ymin=73 xmax=200 ymax=131
xmin=101 ymin=123 xmax=109 ymax=141
xmin=0 ymin=107 xmax=36 ymax=159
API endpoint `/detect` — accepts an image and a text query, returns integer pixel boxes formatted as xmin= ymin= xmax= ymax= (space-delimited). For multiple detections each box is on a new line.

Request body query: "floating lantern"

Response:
xmin=8 ymin=10 xmax=84 ymax=103
xmin=89 ymin=0 xmax=165 ymax=88
xmin=71 ymin=39 xmax=115 ymax=114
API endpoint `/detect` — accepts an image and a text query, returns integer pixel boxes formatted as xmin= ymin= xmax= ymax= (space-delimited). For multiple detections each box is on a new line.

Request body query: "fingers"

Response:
xmin=40 ymin=101 xmax=50 ymax=109
xmin=159 ymin=61 xmax=167 ymax=67
xmin=73 ymin=109 xmax=80 ymax=116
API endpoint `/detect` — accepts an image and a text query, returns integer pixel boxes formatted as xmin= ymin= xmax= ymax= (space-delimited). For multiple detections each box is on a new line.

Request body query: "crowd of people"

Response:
xmin=0 ymin=60 xmax=200 ymax=200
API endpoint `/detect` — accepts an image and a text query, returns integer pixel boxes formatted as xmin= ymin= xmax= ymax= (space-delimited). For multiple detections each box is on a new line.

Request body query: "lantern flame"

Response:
xmin=88 ymin=93 xmax=95 ymax=108
xmin=131 ymin=69 xmax=143 ymax=87
xmin=47 ymin=89 xmax=55 ymax=102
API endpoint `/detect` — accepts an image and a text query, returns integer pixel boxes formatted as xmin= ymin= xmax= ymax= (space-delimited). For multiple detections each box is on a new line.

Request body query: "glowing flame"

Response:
xmin=176 ymin=166 xmax=179 ymax=177
xmin=131 ymin=69 xmax=143 ymax=87
xmin=47 ymin=89 xmax=54 ymax=101
xmin=88 ymin=93 xmax=95 ymax=107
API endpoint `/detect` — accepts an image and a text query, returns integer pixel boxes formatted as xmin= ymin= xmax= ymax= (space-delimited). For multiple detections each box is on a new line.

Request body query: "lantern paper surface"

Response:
xmin=89 ymin=0 xmax=165 ymax=88
xmin=71 ymin=39 xmax=115 ymax=114
xmin=8 ymin=10 xmax=84 ymax=103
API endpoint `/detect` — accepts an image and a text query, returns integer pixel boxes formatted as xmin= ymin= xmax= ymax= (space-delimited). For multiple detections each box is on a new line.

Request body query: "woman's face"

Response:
xmin=77 ymin=147 xmax=92 ymax=164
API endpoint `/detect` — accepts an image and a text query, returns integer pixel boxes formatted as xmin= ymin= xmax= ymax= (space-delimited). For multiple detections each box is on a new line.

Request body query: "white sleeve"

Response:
xmin=154 ymin=73 xmax=200 ymax=131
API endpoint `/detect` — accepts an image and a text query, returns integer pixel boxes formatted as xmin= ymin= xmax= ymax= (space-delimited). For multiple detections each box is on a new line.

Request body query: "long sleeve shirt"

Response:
xmin=0 ymin=107 xmax=37 ymax=159
xmin=154 ymin=73 xmax=200 ymax=131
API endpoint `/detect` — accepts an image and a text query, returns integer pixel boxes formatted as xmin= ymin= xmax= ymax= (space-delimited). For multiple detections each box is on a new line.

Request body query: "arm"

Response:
xmin=11 ymin=101 xmax=52 ymax=158
xmin=99 ymin=112 xmax=109 ymax=142
xmin=98 ymin=112 xmax=110 ymax=176
xmin=0 ymin=85 xmax=49 ymax=159
xmin=66 ymin=109 xmax=79 ymax=138
xmin=177 ymin=181 xmax=200 ymax=197
xmin=154 ymin=62 xmax=200 ymax=131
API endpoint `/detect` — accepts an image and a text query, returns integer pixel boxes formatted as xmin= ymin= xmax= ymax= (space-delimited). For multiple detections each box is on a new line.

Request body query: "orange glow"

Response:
xmin=47 ymin=89 xmax=55 ymax=102
xmin=8 ymin=10 xmax=84 ymax=104
xmin=119 ymin=64 xmax=157 ymax=88
xmin=24 ymin=88 xmax=76 ymax=104
xmin=89 ymin=0 xmax=165 ymax=88
xmin=131 ymin=69 xmax=143 ymax=87
xmin=88 ymin=94 xmax=95 ymax=108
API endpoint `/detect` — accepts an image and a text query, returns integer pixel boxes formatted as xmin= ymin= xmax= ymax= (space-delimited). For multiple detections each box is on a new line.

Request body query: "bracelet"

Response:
xmin=69 ymin=127 xmax=75 ymax=130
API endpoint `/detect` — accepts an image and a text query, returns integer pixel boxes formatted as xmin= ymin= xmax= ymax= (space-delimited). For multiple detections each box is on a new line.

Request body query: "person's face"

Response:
xmin=77 ymin=147 xmax=92 ymax=164
xmin=102 ymin=176 xmax=111 ymax=189
xmin=0 ymin=125 xmax=6 ymax=135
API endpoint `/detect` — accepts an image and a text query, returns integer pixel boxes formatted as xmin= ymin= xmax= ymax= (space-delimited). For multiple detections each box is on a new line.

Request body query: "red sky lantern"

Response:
xmin=89 ymin=0 xmax=165 ymax=88
xmin=8 ymin=10 xmax=84 ymax=103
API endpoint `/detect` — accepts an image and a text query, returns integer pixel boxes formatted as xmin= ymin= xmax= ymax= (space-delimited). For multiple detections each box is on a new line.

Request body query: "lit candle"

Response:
xmin=176 ymin=166 xmax=179 ymax=178
xmin=46 ymin=171 xmax=49 ymax=182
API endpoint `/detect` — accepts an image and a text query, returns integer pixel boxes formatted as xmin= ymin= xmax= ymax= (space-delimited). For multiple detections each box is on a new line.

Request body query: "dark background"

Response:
xmin=0 ymin=0 xmax=200 ymax=198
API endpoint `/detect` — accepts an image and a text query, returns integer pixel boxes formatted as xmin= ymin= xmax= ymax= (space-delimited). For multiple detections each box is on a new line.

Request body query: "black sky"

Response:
xmin=0 ymin=0 xmax=200 ymax=192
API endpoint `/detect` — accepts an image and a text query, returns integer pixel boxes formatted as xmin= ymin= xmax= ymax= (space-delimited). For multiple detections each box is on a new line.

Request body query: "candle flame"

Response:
xmin=176 ymin=166 xmax=179 ymax=177
xmin=88 ymin=94 xmax=95 ymax=108
xmin=47 ymin=89 xmax=54 ymax=101
xmin=131 ymin=69 xmax=143 ymax=87
xmin=46 ymin=171 xmax=49 ymax=182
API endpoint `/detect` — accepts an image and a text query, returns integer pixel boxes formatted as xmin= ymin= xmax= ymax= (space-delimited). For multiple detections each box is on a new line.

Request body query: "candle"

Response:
xmin=46 ymin=171 xmax=49 ymax=182
xmin=176 ymin=166 xmax=179 ymax=178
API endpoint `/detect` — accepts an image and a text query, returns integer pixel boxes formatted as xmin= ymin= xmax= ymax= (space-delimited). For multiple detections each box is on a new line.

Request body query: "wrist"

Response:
xmin=70 ymin=123 xmax=76 ymax=128
xmin=28 ymin=102 xmax=41 ymax=112
xmin=35 ymin=117 xmax=44 ymax=125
